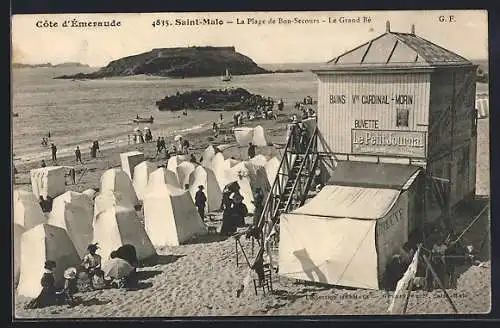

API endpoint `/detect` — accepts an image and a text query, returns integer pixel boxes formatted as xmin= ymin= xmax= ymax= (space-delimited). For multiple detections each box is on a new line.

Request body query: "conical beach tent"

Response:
xmin=100 ymin=168 xmax=139 ymax=206
xmin=93 ymin=191 xmax=135 ymax=223
xmin=82 ymin=188 xmax=97 ymax=200
xmin=30 ymin=166 xmax=66 ymax=200
xmin=234 ymin=127 xmax=254 ymax=146
xmin=120 ymin=151 xmax=145 ymax=180
xmin=93 ymin=206 xmax=156 ymax=263
xmin=144 ymin=183 xmax=207 ymax=247
xmin=249 ymin=154 xmax=268 ymax=168
xmin=167 ymin=155 xmax=187 ymax=174
xmin=188 ymin=166 xmax=222 ymax=212
xmin=17 ymin=224 xmax=81 ymax=298
xmin=252 ymin=125 xmax=269 ymax=146
xmin=14 ymin=223 xmax=25 ymax=287
xmin=147 ymin=167 xmax=181 ymax=191
xmin=200 ymin=145 xmax=216 ymax=167
xmin=222 ymin=165 xmax=255 ymax=214
xmin=48 ymin=191 xmax=94 ymax=258
xmin=210 ymin=152 xmax=230 ymax=190
xmin=176 ymin=161 xmax=197 ymax=189
xmin=225 ymin=158 xmax=241 ymax=168
xmin=133 ymin=161 xmax=155 ymax=201
xmin=264 ymin=157 xmax=280 ymax=186
xmin=13 ymin=189 xmax=46 ymax=230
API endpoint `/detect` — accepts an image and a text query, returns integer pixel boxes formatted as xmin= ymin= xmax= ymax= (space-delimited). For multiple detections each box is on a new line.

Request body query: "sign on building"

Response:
xmin=351 ymin=129 xmax=427 ymax=158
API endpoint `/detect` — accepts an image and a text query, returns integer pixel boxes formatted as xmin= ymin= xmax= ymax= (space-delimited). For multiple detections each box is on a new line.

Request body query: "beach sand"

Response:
xmin=13 ymin=116 xmax=491 ymax=318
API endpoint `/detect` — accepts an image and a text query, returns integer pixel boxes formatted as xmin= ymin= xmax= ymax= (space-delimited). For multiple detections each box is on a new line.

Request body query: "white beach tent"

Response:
xmin=133 ymin=161 xmax=156 ymax=201
xmin=93 ymin=206 xmax=156 ymax=263
xmin=48 ymin=191 xmax=94 ymax=258
xmin=252 ymin=125 xmax=269 ymax=147
xmin=210 ymin=152 xmax=230 ymax=190
xmin=30 ymin=166 xmax=66 ymax=200
xmin=100 ymin=168 xmax=139 ymax=207
xmin=233 ymin=127 xmax=254 ymax=147
xmin=279 ymin=185 xmax=408 ymax=290
xmin=143 ymin=183 xmax=207 ymax=247
xmin=249 ymin=154 xmax=268 ymax=168
xmin=225 ymin=158 xmax=241 ymax=168
xmin=188 ymin=165 xmax=222 ymax=212
xmin=167 ymin=155 xmax=188 ymax=174
xmin=14 ymin=223 xmax=25 ymax=287
xmin=176 ymin=161 xmax=197 ymax=189
xmin=200 ymin=145 xmax=216 ymax=167
xmin=147 ymin=167 xmax=181 ymax=191
xmin=13 ymin=189 xmax=46 ymax=230
xmin=120 ymin=151 xmax=145 ymax=180
xmin=264 ymin=157 xmax=281 ymax=187
xmin=93 ymin=191 xmax=135 ymax=224
xmin=233 ymin=161 xmax=271 ymax=197
xmin=17 ymin=224 xmax=81 ymax=298
xmin=82 ymin=188 xmax=97 ymax=200
xmin=476 ymin=95 xmax=489 ymax=119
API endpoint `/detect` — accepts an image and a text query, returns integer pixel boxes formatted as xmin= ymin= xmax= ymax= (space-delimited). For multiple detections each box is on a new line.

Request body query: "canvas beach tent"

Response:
xmin=30 ymin=166 xmax=66 ymax=200
xmin=176 ymin=161 xmax=197 ymax=189
xmin=82 ymin=188 xmax=97 ymax=200
xmin=93 ymin=190 xmax=136 ymax=224
xmin=48 ymin=191 xmax=94 ymax=258
xmin=14 ymin=223 xmax=25 ymax=287
xmin=133 ymin=161 xmax=155 ymax=201
xmin=120 ymin=151 xmax=145 ymax=180
xmin=279 ymin=185 xmax=409 ymax=290
xmin=13 ymin=189 xmax=46 ymax=230
xmin=188 ymin=166 xmax=222 ymax=212
xmin=167 ymin=155 xmax=188 ymax=174
xmin=225 ymin=158 xmax=241 ymax=168
xmin=143 ymin=183 xmax=207 ymax=247
xmin=100 ymin=168 xmax=139 ymax=206
xmin=249 ymin=154 xmax=268 ymax=168
xmin=200 ymin=145 xmax=216 ymax=168
xmin=147 ymin=167 xmax=181 ymax=191
xmin=93 ymin=205 xmax=156 ymax=263
xmin=210 ymin=152 xmax=230 ymax=190
xmin=252 ymin=125 xmax=269 ymax=147
xmin=264 ymin=157 xmax=281 ymax=187
xmin=17 ymin=224 xmax=81 ymax=298
xmin=233 ymin=127 xmax=254 ymax=147
xmin=233 ymin=161 xmax=271 ymax=197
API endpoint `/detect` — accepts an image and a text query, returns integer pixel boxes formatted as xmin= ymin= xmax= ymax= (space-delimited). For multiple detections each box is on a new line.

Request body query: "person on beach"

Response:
xmin=69 ymin=167 xmax=76 ymax=185
xmin=195 ymin=185 xmax=207 ymax=220
xmin=110 ymin=244 xmax=139 ymax=288
xmin=75 ymin=146 xmax=83 ymax=164
xmin=59 ymin=267 xmax=78 ymax=306
xmin=182 ymin=139 xmax=190 ymax=154
xmin=24 ymin=260 xmax=58 ymax=309
xmin=190 ymin=154 xmax=198 ymax=164
xmin=82 ymin=243 xmax=102 ymax=288
xmin=252 ymin=188 xmax=264 ymax=226
xmin=40 ymin=159 xmax=46 ymax=168
xmin=160 ymin=137 xmax=166 ymax=152
xmin=220 ymin=113 xmax=224 ymax=123
xmin=220 ymin=186 xmax=236 ymax=236
xmin=248 ymin=142 xmax=256 ymax=159
xmin=231 ymin=190 xmax=247 ymax=227
xmin=156 ymin=137 xmax=162 ymax=156
xmin=51 ymin=143 xmax=57 ymax=162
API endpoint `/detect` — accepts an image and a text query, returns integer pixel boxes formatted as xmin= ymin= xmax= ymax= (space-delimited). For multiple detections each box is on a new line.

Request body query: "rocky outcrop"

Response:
xmin=55 ymin=46 xmax=268 ymax=79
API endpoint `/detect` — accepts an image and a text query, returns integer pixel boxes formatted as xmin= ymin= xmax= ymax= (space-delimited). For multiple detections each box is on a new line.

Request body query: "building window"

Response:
xmin=396 ymin=108 xmax=409 ymax=127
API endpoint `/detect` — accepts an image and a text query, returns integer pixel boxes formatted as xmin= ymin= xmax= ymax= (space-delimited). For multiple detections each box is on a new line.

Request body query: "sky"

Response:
xmin=12 ymin=10 xmax=488 ymax=67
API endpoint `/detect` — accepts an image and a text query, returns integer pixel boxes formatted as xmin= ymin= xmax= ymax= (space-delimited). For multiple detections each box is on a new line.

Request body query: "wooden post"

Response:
xmin=235 ymin=237 xmax=239 ymax=267
xmin=421 ymin=254 xmax=458 ymax=313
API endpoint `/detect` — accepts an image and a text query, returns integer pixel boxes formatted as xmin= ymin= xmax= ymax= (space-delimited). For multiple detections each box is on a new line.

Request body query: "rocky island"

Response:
xmin=54 ymin=46 xmax=269 ymax=79
xmin=13 ymin=62 xmax=90 ymax=69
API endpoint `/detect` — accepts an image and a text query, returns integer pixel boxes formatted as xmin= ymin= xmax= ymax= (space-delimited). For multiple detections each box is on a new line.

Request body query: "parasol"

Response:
xmin=64 ymin=267 xmax=78 ymax=279
xmin=174 ymin=135 xmax=183 ymax=141
xmin=144 ymin=126 xmax=150 ymax=130
xmin=102 ymin=258 xmax=134 ymax=279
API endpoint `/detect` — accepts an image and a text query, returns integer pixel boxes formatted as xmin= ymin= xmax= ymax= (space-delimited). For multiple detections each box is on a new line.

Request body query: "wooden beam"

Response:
xmin=421 ymin=254 xmax=458 ymax=313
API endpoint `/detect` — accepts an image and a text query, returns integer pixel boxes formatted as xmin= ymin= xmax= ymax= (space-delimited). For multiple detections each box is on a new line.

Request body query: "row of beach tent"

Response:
xmin=14 ymin=146 xmax=281 ymax=299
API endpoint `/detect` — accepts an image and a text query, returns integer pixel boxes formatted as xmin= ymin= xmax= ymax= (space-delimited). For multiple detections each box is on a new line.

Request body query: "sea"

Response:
xmin=11 ymin=63 xmax=321 ymax=164
xmin=11 ymin=62 xmax=488 ymax=165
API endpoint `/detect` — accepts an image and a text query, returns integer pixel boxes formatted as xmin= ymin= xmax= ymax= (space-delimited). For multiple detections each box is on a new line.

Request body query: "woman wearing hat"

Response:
xmin=59 ymin=267 xmax=78 ymax=305
xmin=24 ymin=260 xmax=58 ymax=309
xmin=82 ymin=243 xmax=102 ymax=288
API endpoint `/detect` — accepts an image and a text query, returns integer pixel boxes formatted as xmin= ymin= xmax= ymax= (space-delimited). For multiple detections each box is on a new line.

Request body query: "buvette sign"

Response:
xmin=351 ymin=129 xmax=426 ymax=158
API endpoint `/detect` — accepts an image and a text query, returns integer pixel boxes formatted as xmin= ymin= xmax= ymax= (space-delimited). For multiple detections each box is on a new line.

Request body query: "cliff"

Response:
xmin=54 ymin=46 xmax=268 ymax=79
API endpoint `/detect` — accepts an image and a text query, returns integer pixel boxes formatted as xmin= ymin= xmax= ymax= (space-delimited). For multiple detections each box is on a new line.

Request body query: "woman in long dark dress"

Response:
xmin=219 ymin=187 xmax=235 ymax=236
xmin=25 ymin=260 xmax=59 ymax=309
xmin=231 ymin=191 xmax=247 ymax=227
xmin=110 ymin=244 xmax=139 ymax=288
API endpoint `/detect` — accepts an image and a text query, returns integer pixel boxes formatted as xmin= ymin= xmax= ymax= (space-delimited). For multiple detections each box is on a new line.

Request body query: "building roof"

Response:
xmin=327 ymin=161 xmax=421 ymax=190
xmin=316 ymin=26 xmax=472 ymax=72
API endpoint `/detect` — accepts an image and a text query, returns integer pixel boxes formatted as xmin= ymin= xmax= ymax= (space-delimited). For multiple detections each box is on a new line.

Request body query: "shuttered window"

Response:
xmin=396 ymin=108 xmax=409 ymax=127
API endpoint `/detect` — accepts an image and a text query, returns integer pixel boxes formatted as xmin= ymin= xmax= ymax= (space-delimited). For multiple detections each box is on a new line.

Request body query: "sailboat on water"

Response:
xmin=221 ymin=67 xmax=231 ymax=82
